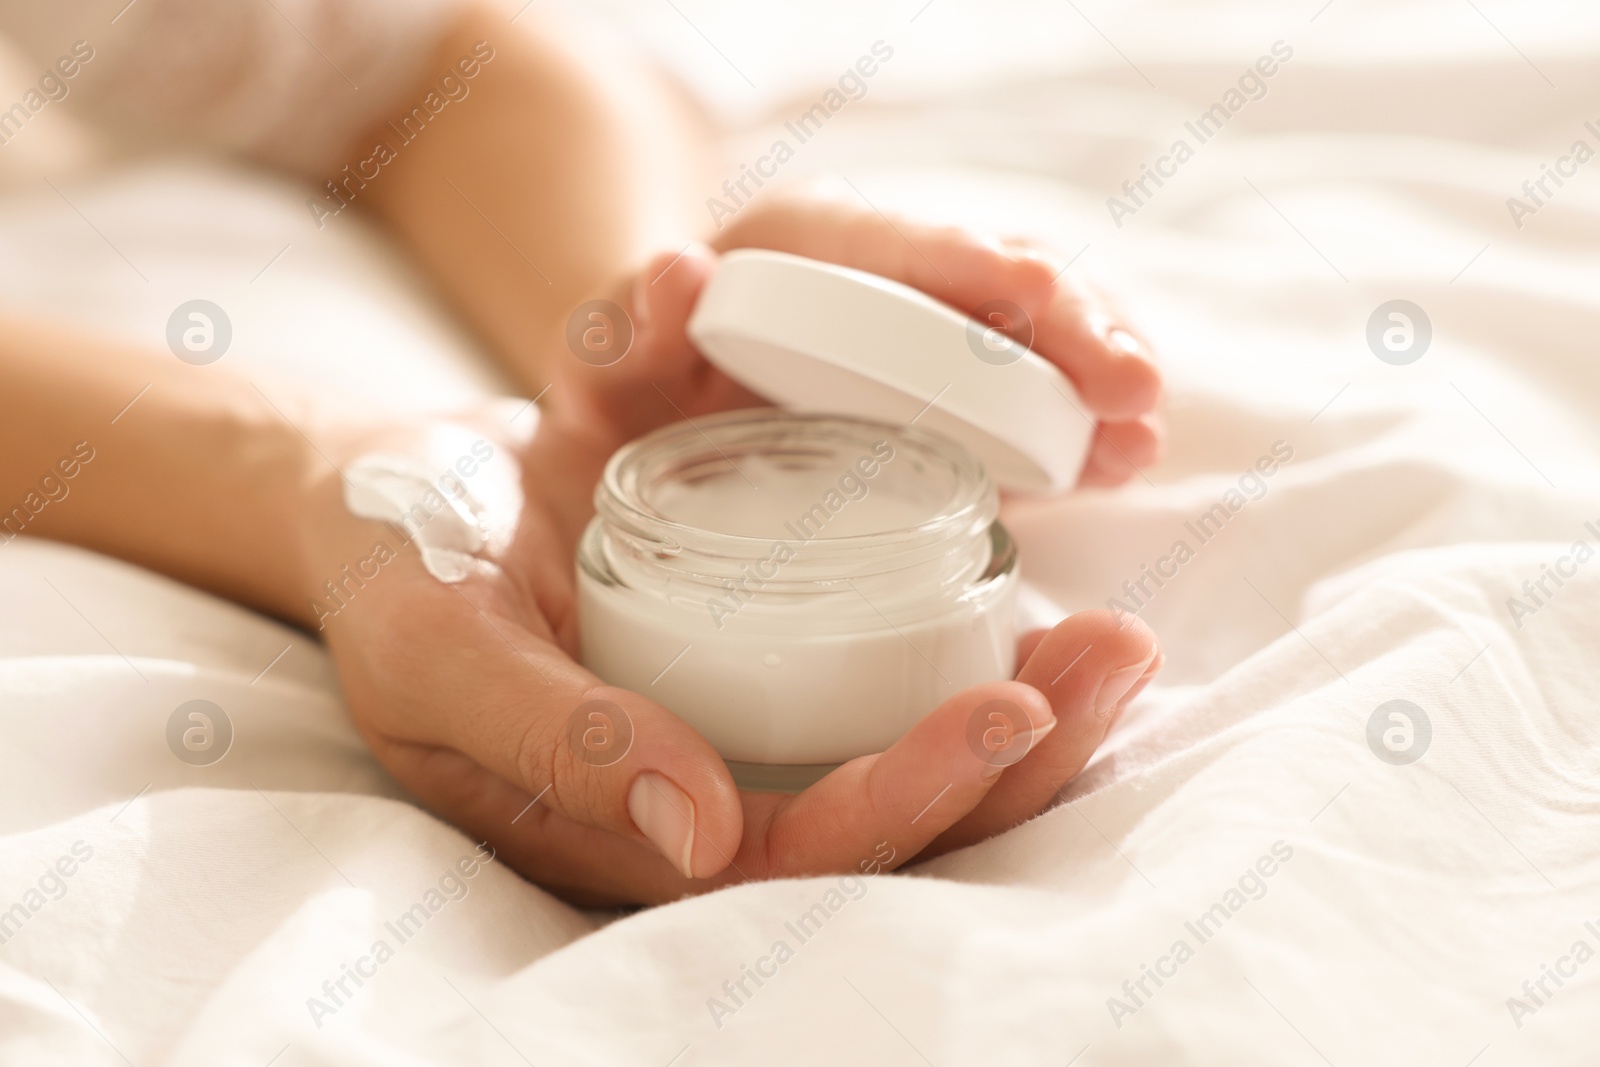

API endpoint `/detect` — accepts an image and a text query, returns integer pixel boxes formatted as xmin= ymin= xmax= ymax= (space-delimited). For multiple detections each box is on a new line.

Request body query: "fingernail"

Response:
xmin=1104 ymin=327 xmax=1145 ymax=359
xmin=1012 ymin=246 xmax=1065 ymax=281
xmin=979 ymin=715 xmax=1057 ymax=781
xmin=628 ymin=772 xmax=697 ymax=879
xmin=1141 ymin=650 xmax=1166 ymax=681
xmin=1094 ymin=652 xmax=1157 ymax=718
xmin=630 ymin=274 xmax=652 ymax=330
xmin=1027 ymin=715 xmax=1058 ymax=751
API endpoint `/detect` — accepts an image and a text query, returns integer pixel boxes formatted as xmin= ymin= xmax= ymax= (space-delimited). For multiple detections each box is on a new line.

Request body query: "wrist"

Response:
xmin=193 ymin=397 xmax=340 ymax=630
xmin=65 ymin=377 xmax=336 ymax=629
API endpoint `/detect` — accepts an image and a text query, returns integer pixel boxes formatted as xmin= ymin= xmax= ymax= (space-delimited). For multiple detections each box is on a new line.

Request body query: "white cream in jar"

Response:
xmin=577 ymin=411 xmax=1017 ymax=787
xmin=575 ymin=250 xmax=1093 ymax=790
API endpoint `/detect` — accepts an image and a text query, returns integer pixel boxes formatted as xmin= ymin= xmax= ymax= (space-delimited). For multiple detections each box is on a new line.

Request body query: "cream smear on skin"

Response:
xmin=340 ymin=417 xmax=526 ymax=584
xmin=343 ymin=455 xmax=487 ymax=581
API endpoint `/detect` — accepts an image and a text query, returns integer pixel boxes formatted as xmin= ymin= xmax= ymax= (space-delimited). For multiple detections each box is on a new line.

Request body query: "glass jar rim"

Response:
xmin=594 ymin=409 xmax=997 ymax=564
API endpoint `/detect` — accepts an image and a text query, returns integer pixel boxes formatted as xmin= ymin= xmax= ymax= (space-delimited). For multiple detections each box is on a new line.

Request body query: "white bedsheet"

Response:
xmin=5 ymin=1 xmax=1600 ymax=1062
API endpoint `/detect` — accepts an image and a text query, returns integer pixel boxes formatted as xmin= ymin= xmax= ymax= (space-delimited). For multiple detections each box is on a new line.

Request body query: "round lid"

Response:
xmin=686 ymin=249 xmax=1092 ymax=493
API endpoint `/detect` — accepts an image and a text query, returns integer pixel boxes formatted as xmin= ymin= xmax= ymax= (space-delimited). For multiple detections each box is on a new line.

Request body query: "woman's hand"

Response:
xmin=306 ymin=182 xmax=1171 ymax=906
xmin=302 ymin=403 xmax=1161 ymax=907
xmin=305 ymin=187 xmax=1168 ymax=906
xmin=545 ymin=183 xmax=1165 ymax=489
xmin=0 ymin=1 xmax=1168 ymax=907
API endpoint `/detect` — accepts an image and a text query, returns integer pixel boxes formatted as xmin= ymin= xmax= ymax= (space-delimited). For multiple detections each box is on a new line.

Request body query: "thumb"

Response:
xmin=378 ymin=597 xmax=743 ymax=880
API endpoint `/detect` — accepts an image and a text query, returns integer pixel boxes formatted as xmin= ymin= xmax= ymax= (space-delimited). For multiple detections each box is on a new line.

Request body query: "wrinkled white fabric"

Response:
xmin=4 ymin=0 xmax=1600 ymax=1063
xmin=0 ymin=0 xmax=458 ymax=175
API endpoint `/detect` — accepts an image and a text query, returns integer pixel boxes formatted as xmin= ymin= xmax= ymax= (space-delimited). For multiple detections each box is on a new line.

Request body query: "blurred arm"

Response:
xmin=1 ymin=0 xmax=712 ymax=396
xmin=0 ymin=313 xmax=327 ymax=628
xmin=349 ymin=2 xmax=714 ymax=395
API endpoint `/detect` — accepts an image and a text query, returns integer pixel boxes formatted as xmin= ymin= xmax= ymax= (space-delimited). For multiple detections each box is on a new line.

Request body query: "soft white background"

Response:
xmin=3 ymin=0 xmax=1600 ymax=1063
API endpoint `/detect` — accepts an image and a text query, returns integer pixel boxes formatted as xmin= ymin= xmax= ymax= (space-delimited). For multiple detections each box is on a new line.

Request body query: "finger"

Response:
xmin=1016 ymin=627 xmax=1050 ymax=665
xmin=715 ymin=189 xmax=1059 ymax=324
xmin=751 ymin=680 xmax=1056 ymax=876
xmin=1111 ymin=649 xmax=1164 ymax=718
xmin=1077 ymin=415 xmax=1164 ymax=487
xmin=831 ymin=218 xmax=1162 ymax=427
xmin=555 ymin=244 xmax=765 ymax=438
xmin=717 ymin=193 xmax=1163 ymax=431
xmin=347 ymin=584 xmax=742 ymax=881
xmin=923 ymin=610 xmax=1160 ymax=855
xmin=368 ymin=739 xmax=700 ymax=907
xmin=633 ymin=244 xmax=768 ymax=416
xmin=847 ymin=222 xmax=1059 ymax=326
xmin=560 ymin=242 xmax=716 ymax=388
xmin=1030 ymin=278 xmax=1163 ymax=422
xmin=621 ymin=242 xmax=717 ymax=382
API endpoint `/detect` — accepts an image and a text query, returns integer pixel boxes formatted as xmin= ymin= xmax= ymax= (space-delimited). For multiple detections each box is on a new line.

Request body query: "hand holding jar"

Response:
xmin=309 ymin=198 xmax=1166 ymax=906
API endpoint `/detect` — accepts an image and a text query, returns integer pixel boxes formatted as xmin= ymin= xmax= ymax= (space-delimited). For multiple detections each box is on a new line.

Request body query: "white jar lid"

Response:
xmin=686 ymin=249 xmax=1092 ymax=493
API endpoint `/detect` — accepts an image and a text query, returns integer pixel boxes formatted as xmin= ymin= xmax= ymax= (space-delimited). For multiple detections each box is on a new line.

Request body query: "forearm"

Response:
xmin=350 ymin=2 xmax=713 ymax=394
xmin=0 ymin=315 xmax=329 ymax=628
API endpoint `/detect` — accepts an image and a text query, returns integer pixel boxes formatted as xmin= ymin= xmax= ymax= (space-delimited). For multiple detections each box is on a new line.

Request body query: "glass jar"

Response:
xmin=576 ymin=409 xmax=1018 ymax=790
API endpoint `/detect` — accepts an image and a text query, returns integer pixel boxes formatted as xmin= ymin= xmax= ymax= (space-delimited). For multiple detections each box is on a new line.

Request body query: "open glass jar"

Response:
xmin=576 ymin=410 xmax=1018 ymax=790
xmin=574 ymin=249 xmax=1092 ymax=791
